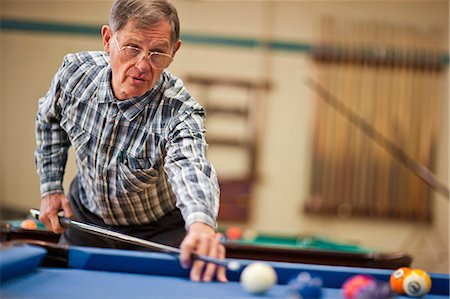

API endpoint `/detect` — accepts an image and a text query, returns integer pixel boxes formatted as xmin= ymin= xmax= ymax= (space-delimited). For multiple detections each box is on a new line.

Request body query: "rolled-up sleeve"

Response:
xmin=35 ymin=63 xmax=70 ymax=198
xmin=164 ymin=107 xmax=220 ymax=229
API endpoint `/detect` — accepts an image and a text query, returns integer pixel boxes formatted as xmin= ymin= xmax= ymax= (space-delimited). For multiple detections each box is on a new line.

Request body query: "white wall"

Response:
xmin=1 ymin=0 xmax=448 ymax=273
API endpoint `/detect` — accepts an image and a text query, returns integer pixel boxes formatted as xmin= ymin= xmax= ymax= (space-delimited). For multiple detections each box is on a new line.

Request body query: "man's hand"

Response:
xmin=179 ymin=222 xmax=227 ymax=282
xmin=39 ymin=193 xmax=73 ymax=234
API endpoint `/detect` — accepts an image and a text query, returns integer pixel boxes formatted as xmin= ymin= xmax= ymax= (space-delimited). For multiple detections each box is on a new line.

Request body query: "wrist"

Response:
xmin=188 ymin=222 xmax=216 ymax=234
xmin=40 ymin=181 xmax=64 ymax=198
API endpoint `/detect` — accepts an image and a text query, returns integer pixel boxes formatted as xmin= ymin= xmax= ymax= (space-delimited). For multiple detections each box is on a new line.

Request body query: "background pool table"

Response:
xmin=0 ymin=220 xmax=412 ymax=269
xmin=0 ymin=243 xmax=448 ymax=299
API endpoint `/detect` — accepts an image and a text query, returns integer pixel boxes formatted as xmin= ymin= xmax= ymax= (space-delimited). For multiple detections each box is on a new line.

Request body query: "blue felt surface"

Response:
xmin=0 ymin=267 xmax=448 ymax=299
xmin=1 ymin=245 xmax=448 ymax=299
xmin=0 ymin=244 xmax=46 ymax=283
xmin=67 ymin=246 xmax=450 ymax=296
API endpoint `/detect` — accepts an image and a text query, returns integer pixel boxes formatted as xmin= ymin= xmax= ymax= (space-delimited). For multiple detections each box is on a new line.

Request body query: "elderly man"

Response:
xmin=35 ymin=0 xmax=225 ymax=282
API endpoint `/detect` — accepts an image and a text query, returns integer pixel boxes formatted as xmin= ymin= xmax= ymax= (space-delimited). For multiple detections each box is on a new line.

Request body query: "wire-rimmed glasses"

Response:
xmin=113 ymin=34 xmax=173 ymax=70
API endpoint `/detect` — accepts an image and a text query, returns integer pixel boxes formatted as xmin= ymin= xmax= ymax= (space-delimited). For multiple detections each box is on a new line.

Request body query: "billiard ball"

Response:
xmin=403 ymin=269 xmax=431 ymax=297
xmin=20 ymin=219 xmax=38 ymax=230
xmin=226 ymin=226 xmax=243 ymax=241
xmin=343 ymin=274 xmax=394 ymax=299
xmin=240 ymin=262 xmax=277 ymax=294
xmin=342 ymin=274 xmax=376 ymax=299
xmin=288 ymin=272 xmax=323 ymax=299
xmin=390 ymin=267 xmax=411 ymax=294
xmin=357 ymin=280 xmax=393 ymax=299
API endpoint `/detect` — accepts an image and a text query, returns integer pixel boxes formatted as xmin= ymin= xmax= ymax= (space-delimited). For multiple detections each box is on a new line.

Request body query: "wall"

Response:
xmin=1 ymin=0 xmax=448 ymax=273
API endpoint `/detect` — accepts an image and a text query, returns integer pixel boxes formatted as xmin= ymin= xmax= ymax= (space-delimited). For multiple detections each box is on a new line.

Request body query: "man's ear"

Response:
xmin=171 ymin=39 xmax=182 ymax=57
xmin=101 ymin=25 xmax=112 ymax=53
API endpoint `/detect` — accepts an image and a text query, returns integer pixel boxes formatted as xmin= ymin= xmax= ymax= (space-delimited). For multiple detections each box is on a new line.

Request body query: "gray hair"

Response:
xmin=109 ymin=0 xmax=180 ymax=45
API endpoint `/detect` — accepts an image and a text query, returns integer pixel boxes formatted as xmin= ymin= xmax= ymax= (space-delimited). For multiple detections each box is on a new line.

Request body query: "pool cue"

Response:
xmin=305 ymin=78 xmax=450 ymax=200
xmin=29 ymin=209 xmax=241 ymax=271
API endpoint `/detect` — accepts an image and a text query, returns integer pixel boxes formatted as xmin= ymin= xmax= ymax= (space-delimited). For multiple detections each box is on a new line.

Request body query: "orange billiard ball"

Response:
xmin=403 ymin=269 xmax=432 ymax=298
xmin=20 ymin=219 xmax=38 ymax=230
xmin=390 ymin=267 xmax=411 ymax=294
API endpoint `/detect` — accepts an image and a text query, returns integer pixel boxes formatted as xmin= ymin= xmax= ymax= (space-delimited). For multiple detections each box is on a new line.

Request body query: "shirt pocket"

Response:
xmin=117 ymin=155 xmax=160 ymax=194
xmin=69 ymin=126 xmax=90 ymax=165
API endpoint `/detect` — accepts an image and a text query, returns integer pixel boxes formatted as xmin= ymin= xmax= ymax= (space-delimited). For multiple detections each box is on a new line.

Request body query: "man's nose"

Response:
xmin=135 ymin=55 xmax=151 ymax=72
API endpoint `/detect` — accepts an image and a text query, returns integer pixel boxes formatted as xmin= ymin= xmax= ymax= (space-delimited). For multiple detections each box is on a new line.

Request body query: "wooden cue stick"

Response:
xmin=405 ymin=26 xmax=419 ymax=219
xmin=396 ymin=25 xmax=406 ymax=218
xmin=405 ymin=26 xmax=416 ymax=218
xmin=397 ymin=26 xmax=407 ymax=218
xmin=371 ymin=21 xmax=381 ymax=216
xmin=309 ymin=17 xmax=323 ymax=210
xmin=348 ymin=21 xmax=361 ymax=213
xmin=327 ymin=19 xmax=339 ymax=213
xmin=317 ymin=16 xmax=333 ymax=213
xmin=326 ymin=20 xmax=344 ymax=214
xmin=344 ymin=20 xmax=359 ymax=214
xmin=354 ymin=21 xmax=367 ymax=214
xmin=408 ymin=26 xmax=422 ymax=219
xmin=377 ymin=23 xmax=391 ymax=216
xmin=364 ymin=21 xmax=376 ymax=216
xmin=420 ymin=48 xmax=440 ymax=220
xmin=416 ymin=68 xmax=427 ymax=219
xmin=29 ymin=209 xmax=241 ymax=271
xmin=330 ymin=19 xmax=344 ymax=214
xmin=423 ymin=34 xmax=440 ymax=220
xmin=340 ymin=20 xmax=354 ymax=213
xmin=364 ymin=22 xmax=382 ymax=216
xmin=334 ymin=20 xmax=348 ymax=213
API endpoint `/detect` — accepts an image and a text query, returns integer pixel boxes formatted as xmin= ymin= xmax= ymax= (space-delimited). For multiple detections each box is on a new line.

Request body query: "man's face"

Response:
xmin=102 ymin=19 xmax=181 ymax=100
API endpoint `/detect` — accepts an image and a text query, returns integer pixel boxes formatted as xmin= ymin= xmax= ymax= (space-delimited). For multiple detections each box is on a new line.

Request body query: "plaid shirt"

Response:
xmin=35 ymin=51 xmax=219 ymax=228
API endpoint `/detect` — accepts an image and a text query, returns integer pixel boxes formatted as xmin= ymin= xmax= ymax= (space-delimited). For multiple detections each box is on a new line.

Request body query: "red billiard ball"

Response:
xmin=390 ymin=267 xmax=411 ymax=294
xmin=226 ymin=226 xmax=243 ymax=240
xmin=342 ymin=274 xmax=376 ymax=299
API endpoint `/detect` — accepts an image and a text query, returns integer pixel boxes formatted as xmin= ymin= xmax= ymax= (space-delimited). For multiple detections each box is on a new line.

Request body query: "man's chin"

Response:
xmin=121 ymin=87 xmax=151 ymax=99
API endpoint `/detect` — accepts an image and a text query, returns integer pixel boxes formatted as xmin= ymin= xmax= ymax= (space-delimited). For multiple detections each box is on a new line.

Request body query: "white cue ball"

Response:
xmin=240 ymin=262 xmax=277 ymax=294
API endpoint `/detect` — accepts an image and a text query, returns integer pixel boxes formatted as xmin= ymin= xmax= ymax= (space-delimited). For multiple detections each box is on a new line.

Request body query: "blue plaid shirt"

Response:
xmin=35 ymin=51 xmax=219 ymax=228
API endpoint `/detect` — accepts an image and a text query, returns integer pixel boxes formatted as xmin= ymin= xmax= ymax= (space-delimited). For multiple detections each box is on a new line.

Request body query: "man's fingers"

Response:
xmin=216 ymin=244 xmax=228 ymax=282
xmin=189 ymin=235 xmax=210 ymax=282
xmin=48 ymin=212 xmax=64 ymax=234
xmin=179 ymin=235 xmax=197 ymax=269
xmin=38 ymin=212 xmax=51 ymax=231
xmin=182 ymin=223 xmax=229 ymax=283
xmin=62 ymin=199 xmax=73 ymax=218
xmin=39 ymin=193 xmax=72 ymax=234
xmin=201 ymin=242 xmax=219 ymax=282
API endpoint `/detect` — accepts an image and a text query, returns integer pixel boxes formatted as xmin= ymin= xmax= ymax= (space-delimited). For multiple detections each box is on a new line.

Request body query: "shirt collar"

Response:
xmin=97 ymin=66 xmax=165 ymax=121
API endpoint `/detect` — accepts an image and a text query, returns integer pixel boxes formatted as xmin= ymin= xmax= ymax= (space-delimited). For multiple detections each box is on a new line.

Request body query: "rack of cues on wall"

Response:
xmin=305 ymin=18 xmax=447 ymax=222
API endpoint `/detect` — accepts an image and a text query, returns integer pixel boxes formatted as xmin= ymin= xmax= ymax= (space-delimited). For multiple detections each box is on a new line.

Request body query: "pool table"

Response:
xmin=0 ymin=221 xmax=412 ymax=269
xmin=0 ymin=243 xmax=448 ymax=299
xmin=224 ymin=234 xmax=412 ymax=269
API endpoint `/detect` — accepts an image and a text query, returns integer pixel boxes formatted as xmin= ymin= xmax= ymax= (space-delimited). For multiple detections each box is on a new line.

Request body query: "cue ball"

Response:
xmin=240 ymin=262 xmax=277 ymax=294
xmin=403 ymin=269 xmax=431 ymax=297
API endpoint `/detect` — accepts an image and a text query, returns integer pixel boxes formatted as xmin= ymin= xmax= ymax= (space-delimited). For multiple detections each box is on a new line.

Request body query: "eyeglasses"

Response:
xmin=113 ymin=34 xmax=173 ymax=70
